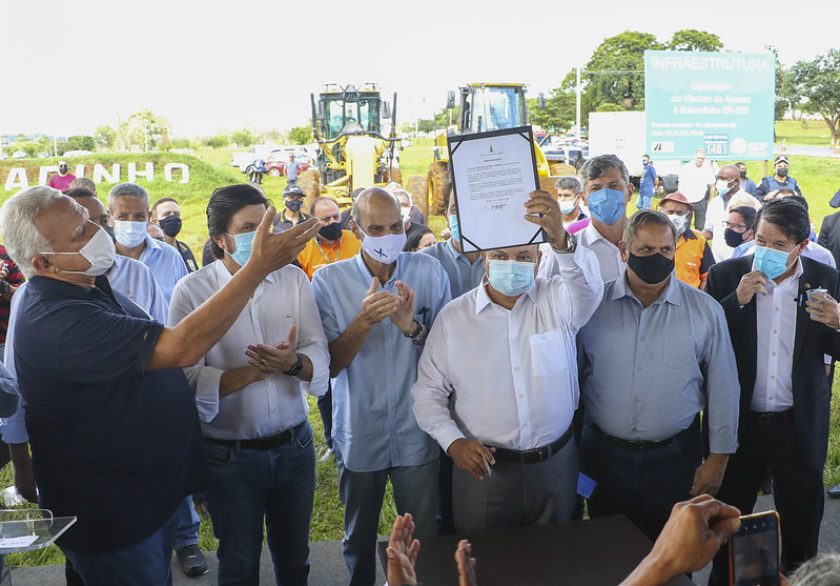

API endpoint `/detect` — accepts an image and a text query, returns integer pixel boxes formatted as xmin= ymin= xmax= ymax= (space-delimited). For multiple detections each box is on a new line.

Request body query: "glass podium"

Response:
xmin=0 ymin=510 xmax=76 ymax=585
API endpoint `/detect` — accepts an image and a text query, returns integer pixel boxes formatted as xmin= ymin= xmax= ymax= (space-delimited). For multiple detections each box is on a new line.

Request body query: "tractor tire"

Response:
xmin=298 ymin=169 xmax=321 ymax=209
xmin=549 ymin=162 xmax=576 ymax=176
xmin=405 ymin=176 xmax=427 ymax=216
xmin=386 ymin=167 xmax=402 ymax=185
xmin=427 ymin=161 xmax=451 ymax=215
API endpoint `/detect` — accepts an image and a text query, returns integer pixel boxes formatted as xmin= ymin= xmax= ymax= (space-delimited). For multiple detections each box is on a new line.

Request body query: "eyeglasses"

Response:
xmin=723 ymin=221 xmax=748 ymax=232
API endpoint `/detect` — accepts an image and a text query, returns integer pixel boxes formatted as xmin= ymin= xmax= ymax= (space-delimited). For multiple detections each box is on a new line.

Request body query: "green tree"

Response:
xmin=666 ymin=29 xmax=723 ymax=52
xmin=231 ymin=129 xmax=254 ymax=147
xmin=204 ymin=134 xmax=230 ymax=148
xmin=287 ymin=126 xmax=312 ymax=145
xmin=94 ymin=125 xmax=116 ymax=149
xmin=119 ymin=110 xmax=171 ymax=151
xmin=527 ymin=88 xmax=576 ymax=133
xmin=584 ymin=31 xmax=662 ymax=112
xmin=791 ymin=49 xmax=840 ymax=144
xmin=65 ymin=135 xmax=95 ymax=151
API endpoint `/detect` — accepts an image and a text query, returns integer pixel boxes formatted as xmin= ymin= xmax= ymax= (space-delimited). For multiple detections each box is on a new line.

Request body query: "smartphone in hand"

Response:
xmin=729 ymin=510 xmax=781 ymax=586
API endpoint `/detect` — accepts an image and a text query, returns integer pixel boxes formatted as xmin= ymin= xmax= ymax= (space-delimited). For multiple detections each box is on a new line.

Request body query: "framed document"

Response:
xmin=448 ymin=126 xmax=544 ymax=252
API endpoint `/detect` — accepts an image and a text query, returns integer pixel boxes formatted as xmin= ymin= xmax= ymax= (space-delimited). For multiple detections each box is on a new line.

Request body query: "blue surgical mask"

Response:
xmin=226 ymin=230 xmax=256 ymax=266
xmin=113 ymin=220 xmax=148 ymax=248
xmin=587 ymin=188 xmax=626 ymax=225
xmin=487 ymin=259 xmax=535 ymax=297
xmin=448 ymin=214 xmax=460 ymax=243
xmin=753 ymin=245 xmax=791 ymax=280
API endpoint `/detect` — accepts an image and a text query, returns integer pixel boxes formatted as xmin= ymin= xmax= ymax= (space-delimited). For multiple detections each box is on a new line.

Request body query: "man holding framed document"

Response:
xmin=412 ymin=178 xmax=604 ymax=534
xmin=447 ymin=126 xmax=547 ymax=252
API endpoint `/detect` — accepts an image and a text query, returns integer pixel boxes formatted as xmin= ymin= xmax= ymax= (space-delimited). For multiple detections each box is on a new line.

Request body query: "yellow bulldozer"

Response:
xmin=414 ymin=83 xmax=561 ymax=215
xmin=304 ymin=83 xmax=401 ymax=208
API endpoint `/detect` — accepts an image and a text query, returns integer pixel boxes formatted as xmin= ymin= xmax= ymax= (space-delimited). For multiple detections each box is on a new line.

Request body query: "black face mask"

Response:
xmin=285 ymin=199 xmax=303 ymax=213
xmin=628 ymin=252 xmax=674 ymax=285
xmin=159 ymin=215 xmax=182 ymax=238
xmin=739 ymin=169 xmax=747 ymax=178
xmin=777 ymin=167 xmax=789 ymax=177
xmin=58 ymin=166 xmax=68 ymax=174
xmin=318 ymin=222 xmax=343 ymax=241
xmin=724 ymin=228 xmax=745 ymax=248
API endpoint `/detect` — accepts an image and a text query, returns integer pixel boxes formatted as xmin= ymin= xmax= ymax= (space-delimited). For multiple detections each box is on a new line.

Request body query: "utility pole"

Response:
xmin=576 ymin=65 xmax=582 ymax=142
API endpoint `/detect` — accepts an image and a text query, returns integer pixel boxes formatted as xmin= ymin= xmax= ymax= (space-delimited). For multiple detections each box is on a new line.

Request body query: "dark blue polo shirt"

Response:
xmin=13 ymin=276 xmax=207 ymax=553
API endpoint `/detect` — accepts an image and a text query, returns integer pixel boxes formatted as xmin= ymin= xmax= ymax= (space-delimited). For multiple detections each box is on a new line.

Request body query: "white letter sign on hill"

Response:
xmin=164 ymin=163 xmax=189 ymax=184
xmin=39 ymin=165 xmax=59 ymax=186
xmin=93 ymin=164 xmax=121 ymax=184
xmin=128 ymin=162 xmax=154 ymax=182
xmin=4 ymin=168 xmax=28 ymax=192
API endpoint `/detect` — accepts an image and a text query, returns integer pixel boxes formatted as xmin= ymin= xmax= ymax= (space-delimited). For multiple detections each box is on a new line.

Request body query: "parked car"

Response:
xmin=264 ymin=148 xmax=311 ymax=177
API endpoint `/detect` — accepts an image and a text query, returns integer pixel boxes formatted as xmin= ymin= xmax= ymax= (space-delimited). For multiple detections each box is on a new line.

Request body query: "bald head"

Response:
xmin=350 ymin=187 xmax=404 ymax=238
xmin=718 ymin=164 xmax=740 ymax=183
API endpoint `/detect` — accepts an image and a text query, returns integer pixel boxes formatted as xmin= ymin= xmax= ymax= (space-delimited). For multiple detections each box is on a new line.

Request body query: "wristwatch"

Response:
xmin=282 ymin=354 xmax=304 ymax=377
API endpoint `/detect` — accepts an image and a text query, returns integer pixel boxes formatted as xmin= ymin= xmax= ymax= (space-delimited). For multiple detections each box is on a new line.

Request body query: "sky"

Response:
xmin=2 ymin=0 xmax=836 ymax=138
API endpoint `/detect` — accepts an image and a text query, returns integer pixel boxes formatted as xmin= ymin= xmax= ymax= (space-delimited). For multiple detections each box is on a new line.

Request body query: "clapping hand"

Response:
xmin=246 ymin=324 xmax=299 ymax=374
xmin=389 ymin=281 xmax=416 ymax=335
xmin=386 ymin=513 xmax=420 ymax=586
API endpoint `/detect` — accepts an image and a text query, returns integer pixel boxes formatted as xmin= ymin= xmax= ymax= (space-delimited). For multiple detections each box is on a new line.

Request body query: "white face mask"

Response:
xmin=400 ymin=207 xmax=411 ymax=224
xmin=113 ymin=220 xmax=148 ymax=248
xmin=361 ymin=230 xmax=407 ymax=265
xmin=41 ymin=223 xmax=116 ymax=277
xmin=667 ymin=213 xmax=687 ymax=233
xmin=716 ymin=179 xmax=733 ymax=196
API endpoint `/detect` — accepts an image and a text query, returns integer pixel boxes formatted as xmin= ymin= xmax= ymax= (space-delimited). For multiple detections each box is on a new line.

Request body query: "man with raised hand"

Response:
xmin=413 ymin=189 xmax=602 ymax=534
xmin=0 ymin=185 xmax=319 ymax=585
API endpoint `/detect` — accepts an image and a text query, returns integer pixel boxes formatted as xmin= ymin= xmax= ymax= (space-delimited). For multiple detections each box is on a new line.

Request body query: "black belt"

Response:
xmin=204 ymin=421 xmax=304 ymax=451
xmin=491 ymin=426 xmax=573 ymax=465
xmin=749 ymin=409 xmax=793 ymax=424
xmin=592 ymin=415 xmax=700 ymax=451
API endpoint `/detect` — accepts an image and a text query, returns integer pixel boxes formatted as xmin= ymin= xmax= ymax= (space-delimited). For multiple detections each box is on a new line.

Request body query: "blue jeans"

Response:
xmin=173 ymin=496 xmax=200 ymax=550
xmin=336 ymin=450 xmax=438 ymax=586
xmin=580 ymin=421 xmax=701 ymax=542
xmin=204 ymin=421 xmax=315 ymax=586
xmin=636 ymin=193 xmax=653 ymax=209
xmin=62 ymin=506 xmax=179 ymax=586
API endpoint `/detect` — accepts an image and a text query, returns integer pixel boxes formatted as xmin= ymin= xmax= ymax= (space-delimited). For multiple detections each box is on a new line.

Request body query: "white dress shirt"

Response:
xmin=168 ymin=261 xmax=330 ymax=439
xmin=412 ymin=245 xmax=603 ymax=451
xmin=679 ymin=161 xmax=718 ymax=203
xmin=752 ymin=259 xmax=802 ymax=412
xmin=538 ymin=222 xmax=624 ymax=283
xmin=704 ymin=191 xmax=762 ymax=262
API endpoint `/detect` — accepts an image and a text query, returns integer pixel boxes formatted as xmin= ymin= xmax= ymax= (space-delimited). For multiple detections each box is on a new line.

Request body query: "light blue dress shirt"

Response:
xmin=138 ymin=234 xmax=189 ymax=303
xmin=312 ymin=252 xmax=451 ymax=472
xmin=578 ymin=273 xmax=740 ymax=454
xmin=421 ymin=239 xmax=485 ymax=299
xmin=108 ymin=255 xmax=169 ymax=322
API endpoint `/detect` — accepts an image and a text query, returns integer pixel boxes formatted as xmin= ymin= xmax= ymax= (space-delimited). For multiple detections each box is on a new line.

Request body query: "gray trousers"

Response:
xmin=336 ymin=453 xmax=438 ymax=586
xmin=452 ymin=436 xmax=578 ymax=535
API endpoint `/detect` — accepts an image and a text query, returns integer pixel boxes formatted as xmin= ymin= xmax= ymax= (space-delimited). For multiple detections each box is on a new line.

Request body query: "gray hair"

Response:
xmin=555 ymin=177 xmax=582 ymax=194
xmin=107 ymin=182 xmax=149 ymax=209
xmin=791 ymin=554 xmax=840 ymax=585
xmin=623 ymin=209 xmax=677 ymax=248
xmin=0 ymin=186 xmax=66 ymax=277
xmin=579 ymin=154 xmax=630 ymax=188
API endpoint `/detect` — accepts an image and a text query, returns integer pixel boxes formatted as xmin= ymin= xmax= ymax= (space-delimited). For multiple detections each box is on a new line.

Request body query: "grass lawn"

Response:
xmin=3 ymin=138 xmax=840 ymax=569
xmin=776 ymin=119 xmax=836 ymax=147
